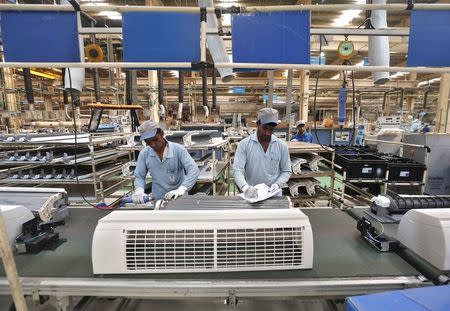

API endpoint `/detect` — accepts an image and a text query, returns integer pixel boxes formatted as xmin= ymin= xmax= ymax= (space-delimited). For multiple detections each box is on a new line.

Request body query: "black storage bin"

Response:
xmin=335 ymin=153 xmax=388 ymax=179
xmin=380 ymin=154 xmax=426 ymax=182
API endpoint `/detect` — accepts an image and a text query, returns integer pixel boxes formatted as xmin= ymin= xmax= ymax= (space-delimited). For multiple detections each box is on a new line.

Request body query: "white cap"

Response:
xmin=138 ymin=120 xmax=160 ymax=141
xmin=296 ymin=120 xmax=306 ymax=127
xmin=257 ymin=108 xmax=280 ymax=125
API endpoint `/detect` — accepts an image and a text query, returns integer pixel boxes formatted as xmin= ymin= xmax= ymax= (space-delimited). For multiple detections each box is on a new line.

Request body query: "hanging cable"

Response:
xmin=67 ymin=69 xmax=99 ymax=208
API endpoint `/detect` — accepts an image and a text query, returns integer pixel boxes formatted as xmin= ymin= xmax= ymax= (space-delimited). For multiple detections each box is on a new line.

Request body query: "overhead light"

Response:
xmin=98 ymin=11 xmax=122 ymax=20
xmin=16 ymin=68 xmax=61 ymax=80
xmin=390 ymin=72 xmax=408 ymax=79
xmin=330 ymin=74 xmax=340 ymax=80
xmin=332 ymin=1 xmax=365 ymax=27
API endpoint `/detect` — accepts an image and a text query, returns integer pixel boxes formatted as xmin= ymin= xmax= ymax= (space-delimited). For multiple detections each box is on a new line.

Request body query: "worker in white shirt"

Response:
xmin=132 ymin=120 xmax=200 ymax=203
xmin=233 ymin=108 xmax=292 ymax=198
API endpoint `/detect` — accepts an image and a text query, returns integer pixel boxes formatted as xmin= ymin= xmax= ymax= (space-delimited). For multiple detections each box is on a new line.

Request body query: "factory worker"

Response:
xmin=233 ymin=108 xmax=292 ymax=199
xmin=132 ymin=120 xmax=200 ymax=203
xmin=291 ymin=120 xmax=313 ymax=143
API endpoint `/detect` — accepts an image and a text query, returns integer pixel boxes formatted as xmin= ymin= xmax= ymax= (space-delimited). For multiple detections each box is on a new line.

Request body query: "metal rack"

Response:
xmin=0 ymin=133 xmax=132 ymax=201
xmin=286 ymin=142 xmax=335 ymax=207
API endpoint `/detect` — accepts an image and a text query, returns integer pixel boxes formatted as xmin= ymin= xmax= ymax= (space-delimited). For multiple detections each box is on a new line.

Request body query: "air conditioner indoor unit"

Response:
xmin=92 ymin=209 xmax=313 ymax=274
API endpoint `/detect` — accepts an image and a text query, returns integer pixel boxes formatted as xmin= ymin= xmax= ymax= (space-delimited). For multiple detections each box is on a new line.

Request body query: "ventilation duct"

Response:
xmin=61 ymin=0 xmax=85 ymax=94
xmin=368 ymin=0 xmax=390 ymax=85
xmin=198 ymin=0 xmax=234 ymax=83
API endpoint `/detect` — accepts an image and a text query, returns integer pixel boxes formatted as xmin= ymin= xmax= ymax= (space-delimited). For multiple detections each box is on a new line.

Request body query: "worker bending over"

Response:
xmin=132 ymin=120 xmax=200 ymax=203
xmin=233 ymin=108 xmax=292 ymax=198
xmin=291 ymin=120 xmax=313 ymax=143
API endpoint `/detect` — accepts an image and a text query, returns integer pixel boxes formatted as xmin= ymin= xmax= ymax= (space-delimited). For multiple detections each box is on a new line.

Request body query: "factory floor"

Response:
xmin=0 ymin=296 xmax=346 ymax=311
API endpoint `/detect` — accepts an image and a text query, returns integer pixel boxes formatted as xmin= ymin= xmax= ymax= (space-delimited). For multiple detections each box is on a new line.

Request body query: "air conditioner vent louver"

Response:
xmin=92 ymin=209 xmax=313 ymax=274
xmin=216 ymin=228 xmax=303 ymax=268
xmin=125 ymin=229 xmax=215 ymax=271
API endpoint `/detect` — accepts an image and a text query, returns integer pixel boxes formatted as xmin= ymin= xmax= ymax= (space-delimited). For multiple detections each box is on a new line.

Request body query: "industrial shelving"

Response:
xmin=286 ymin=142 xmax=335 ymax=207
xmin=0 ymin=132 xmax=132 ymax=201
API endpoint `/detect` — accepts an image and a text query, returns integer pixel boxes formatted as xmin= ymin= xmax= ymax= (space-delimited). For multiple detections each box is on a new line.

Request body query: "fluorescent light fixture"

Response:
xmin=98 ymin=11 xmax=122 ymax=20
xmin=332 ymin=1 xmax=365 ymax=27
xmin=330 ymin=74 xmax=340 ymax=80
xmin=390 ymin=72 xmax=408 ymax=79
xmin=17 ymin=69 xmax=61 ymax=80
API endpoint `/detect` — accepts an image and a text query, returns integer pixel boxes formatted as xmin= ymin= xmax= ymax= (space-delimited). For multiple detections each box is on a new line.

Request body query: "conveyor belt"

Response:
xmin=0 ymin=207 xmax=420 ymax=279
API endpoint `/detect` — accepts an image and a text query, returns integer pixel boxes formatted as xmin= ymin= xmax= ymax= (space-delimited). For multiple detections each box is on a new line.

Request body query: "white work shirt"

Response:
xmin=233 ymin=133 xmax=292 ymax=190
xmin=134 ymin=141 xmax=200 ymax=200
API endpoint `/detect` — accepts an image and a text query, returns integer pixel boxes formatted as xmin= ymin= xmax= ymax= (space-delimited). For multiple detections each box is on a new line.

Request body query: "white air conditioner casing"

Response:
xmin=0 ymin=205 xmax=34 ymax=247
xmin=92 ymin=209 xmax=313 ymax=274
xmin=398 ymin=209 xmax=450 ymax=271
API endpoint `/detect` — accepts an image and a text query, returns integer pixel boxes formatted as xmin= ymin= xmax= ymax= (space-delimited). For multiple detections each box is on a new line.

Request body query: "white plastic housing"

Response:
xmin=92 ymin=209 xmax=313 ymax=274
xmin=398 ymin=209 xmax=450 ymax=271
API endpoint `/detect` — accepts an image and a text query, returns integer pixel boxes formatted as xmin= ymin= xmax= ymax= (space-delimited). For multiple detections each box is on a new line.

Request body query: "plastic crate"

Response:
xmin=335 ymin=153 xmax=388 ymax=179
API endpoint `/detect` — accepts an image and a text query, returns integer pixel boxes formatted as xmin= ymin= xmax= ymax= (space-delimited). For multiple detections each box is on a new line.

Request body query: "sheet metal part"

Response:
xmin=183 ymin=130 xmax=221 ymax=146
xmin=288 ymin=179 xmax=321 ymax=197
xmin=291 ymin=157 xmax=308 ymax=175
xmin=161 ymin=195 xmax=292 ymax=210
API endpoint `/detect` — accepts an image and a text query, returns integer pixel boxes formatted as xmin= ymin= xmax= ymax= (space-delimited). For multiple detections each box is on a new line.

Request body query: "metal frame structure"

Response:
xmin=0 ymin=133 xmax=132 ymax=202
xmin=0 ymin=3 xmax=449 ymax=75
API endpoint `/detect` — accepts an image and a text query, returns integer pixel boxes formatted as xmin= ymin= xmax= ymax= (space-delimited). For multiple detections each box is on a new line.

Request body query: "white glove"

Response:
xmin=132 ymin=188 xmax=146 ymax=204
xmin=269 ymin=183 xmax=280 ymax=193
xmin=242 ymin=185 xmax=258 ymax=199
xmin=164 ymin=185 xmax=187 ymax=201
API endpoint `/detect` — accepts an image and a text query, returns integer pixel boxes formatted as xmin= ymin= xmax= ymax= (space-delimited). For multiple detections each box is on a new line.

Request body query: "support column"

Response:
xmin=286 ymin=69 xmax=293 ymax=122
xmin=147 ymin=70 xmax=159 ymax=122
xmin=299 ymin=70 xmax=309 ymax=121
xmin=267 ymin=70 xmax=274 ymax=108
xmin=4 ymin=68 xmax=19 ymax=131
xmin=436 ymin=73 xmax=450 ymax=133
xmin=407 ymin=73 xmax=417 ymax=114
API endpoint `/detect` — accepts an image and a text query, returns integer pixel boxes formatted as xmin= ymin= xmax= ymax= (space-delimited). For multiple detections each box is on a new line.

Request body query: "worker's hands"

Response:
xmin=165 ymin=185 xmax=187 ymax=201
xmin=242 ymin=185 xmax=258 ymax=199
xmin=132 ymin=188 xmax=147 ymax=204
xmin=269 ymin=183 xmax=280 ymax=193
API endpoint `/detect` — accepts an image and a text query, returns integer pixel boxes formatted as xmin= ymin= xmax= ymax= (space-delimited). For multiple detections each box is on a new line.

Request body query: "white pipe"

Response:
xmin=369 ymin=0 xmax=390 ymax=85
xmin=80 ymin=27 xmax=410 ymax=36
xmin=199 ymin=0 xmax=234 ymax=82
xmin=0 ymin=62 xmax=449 ymax=74
xmin=1 ymin=4 xmax=450 ymax=12
xmin=62 ymin=1 xmax=85 ymax=93
xmin=177 ymin=102 xmax=183 ymax=120
xmin=200 ymin=20 xmax=207 ymax=62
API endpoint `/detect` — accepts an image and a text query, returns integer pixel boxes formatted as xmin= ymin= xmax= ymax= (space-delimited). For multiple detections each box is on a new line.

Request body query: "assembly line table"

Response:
xmin=0 ymin=207 xmax=430 ymax=306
